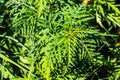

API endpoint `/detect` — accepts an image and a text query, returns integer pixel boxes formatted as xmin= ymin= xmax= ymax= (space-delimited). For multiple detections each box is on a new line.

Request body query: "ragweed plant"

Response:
xmin=0 ymin=0 xmax=120 ymax=80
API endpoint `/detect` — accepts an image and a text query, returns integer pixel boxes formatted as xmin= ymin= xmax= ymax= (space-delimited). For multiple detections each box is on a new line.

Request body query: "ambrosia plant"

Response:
xmin=0 ymin=0 xmax=120 ymax=80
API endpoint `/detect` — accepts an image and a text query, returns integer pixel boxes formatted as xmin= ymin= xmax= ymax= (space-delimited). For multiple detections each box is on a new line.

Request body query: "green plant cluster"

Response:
xmin=0 ymin=0 xmax=120 ymax=80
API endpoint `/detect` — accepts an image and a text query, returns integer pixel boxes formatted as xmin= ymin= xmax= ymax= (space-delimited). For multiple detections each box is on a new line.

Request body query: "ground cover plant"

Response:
xmin=0 ymin=0 xmax=120 ymax=80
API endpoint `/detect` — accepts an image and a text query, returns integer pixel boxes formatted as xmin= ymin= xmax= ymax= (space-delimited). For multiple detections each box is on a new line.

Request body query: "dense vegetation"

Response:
xmin=0 ymin=0 xmax=120 ymax=80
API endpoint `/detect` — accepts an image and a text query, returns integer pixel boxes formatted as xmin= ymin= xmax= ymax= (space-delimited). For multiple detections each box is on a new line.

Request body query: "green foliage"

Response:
xmin=0 ymin=0 xmax=4 ymax=24
xmin=0 ymin=0 xmax=120 ymax=80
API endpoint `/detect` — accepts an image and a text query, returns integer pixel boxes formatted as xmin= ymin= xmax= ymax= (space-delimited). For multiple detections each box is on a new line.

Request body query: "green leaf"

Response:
xmin=0 ymin=52 xmax=27 ymax=72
